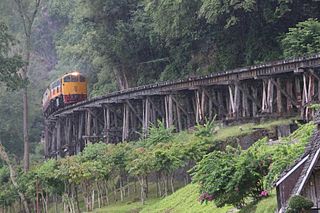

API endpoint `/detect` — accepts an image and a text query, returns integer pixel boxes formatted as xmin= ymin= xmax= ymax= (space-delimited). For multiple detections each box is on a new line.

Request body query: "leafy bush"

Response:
xmin=287 ymin=195 xmax=314 ymax=213
xmin=192 ymin=139 xmax=272 ymax=208
xmin=281 ymin=19 xmax=320 ymax=58
xmin=264 ymin=122 xmax=315 ymax=188
xmin=192 ymin=122 xmax=315 ymax=209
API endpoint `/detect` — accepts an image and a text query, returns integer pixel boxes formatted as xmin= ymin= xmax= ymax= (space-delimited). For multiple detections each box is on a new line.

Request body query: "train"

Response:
xmin=42 ymin=72 xmax=88 ymax=117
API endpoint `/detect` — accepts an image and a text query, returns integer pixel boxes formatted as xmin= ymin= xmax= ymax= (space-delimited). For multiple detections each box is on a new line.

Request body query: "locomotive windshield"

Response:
xmin=64 ymin=75 xmax=78 ymax=82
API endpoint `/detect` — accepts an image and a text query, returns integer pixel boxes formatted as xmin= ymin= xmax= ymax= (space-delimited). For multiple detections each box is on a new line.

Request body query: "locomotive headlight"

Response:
xmin=71 ymin=72 xmax=80 ymax=76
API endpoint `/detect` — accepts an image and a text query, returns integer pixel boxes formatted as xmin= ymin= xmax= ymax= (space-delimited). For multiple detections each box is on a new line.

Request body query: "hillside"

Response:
xmin=94 ymin=183 xmax=278 ymax=213
xmin=140 ymin=184 xmax=232 ymax=213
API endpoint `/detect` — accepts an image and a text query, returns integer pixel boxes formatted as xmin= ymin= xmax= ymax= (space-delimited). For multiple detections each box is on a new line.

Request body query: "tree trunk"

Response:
xmin=138 ymin=176 xmax=146 ymax=205
xmin=120 ymin=177 xmax=124 ymax=202
xmin=170 ymin=174 xmax=175 ymax=193
xmin=114 ymin=67 xmax=129 ymax=90
xmin=0 ymin=144 xmax=30 ymax=213
xmin=14 ymin=0 xmax=42 ymax=173
xmin=75 ymin=186 xmax=81 ymax=213
xmin=163 ymin=175 xmax=168 ymax=196
xmin=104 ymin=180 xmax=109 ymax=205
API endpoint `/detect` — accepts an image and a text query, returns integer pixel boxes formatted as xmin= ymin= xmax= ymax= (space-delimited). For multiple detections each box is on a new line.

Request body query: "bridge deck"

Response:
xmin=45 ymin=54 xmax=320 ymax=157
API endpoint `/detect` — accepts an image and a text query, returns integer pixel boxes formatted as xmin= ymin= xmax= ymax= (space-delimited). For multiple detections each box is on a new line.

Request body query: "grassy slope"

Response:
xmin=93 ymin=198 xmax=160 ymax=213
xmin=141 ymin=184 xmax=232 ymax=213
xmin=94 ymin=184 xmax=277 ymax=213
xmin=93 ymin=118 xmax=293 ymax=213
xmin=213 ymin=118 xmax=294 ymax=141
xmin=240 ymin=193 xmax=277 ymax=213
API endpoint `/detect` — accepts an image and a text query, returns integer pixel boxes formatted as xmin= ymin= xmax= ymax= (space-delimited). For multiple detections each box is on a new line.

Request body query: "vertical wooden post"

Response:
xmin=295 ymin=77 xmax=302 ymax=106
xmin=235 ymin=84 xmax=240 ymax=117
xmin=241 ymin=85 xmax=249 ymax=117
xmin=251 ymin=86 xmax=258 ymax=117
xmin=201 ymin=89 xmax=206 ymax=121
xmin=165 ymin=95 xmax=173 ymax=128
xmin=267 ymin=79 xmax=274 ymax=113
xmin=277 ymin=79 xmax=283 ymax=115
xmin=143 ymin=98 xmax=151 ymax=135
xmin=301 ymin=73 xmax=308 ymax=119
xmin=217 ymin=91 xmax=224 ymax=118
xmin=176 ymin=103 xmax=182 ymax=131
xmin=209 ymin=91 xmax=214 ymax=120
xmin=122 ymin=103 xmax=129 ymax=141
xmin=73 ymin=116 xmax=79 ymax=155
xmin=92 ymin=110 xmax=98 ymax=137
xmin=103 ymin=105 xmax=111 ymax=143
xmin=262 ymin=80 xmax=267 ymax=112
xmin=286 ymin=79 xmax=293 ymax=113
xmin=78 ymin=113 xmax=84 ymax=152
xmin=195 ymin=90 xmax=203 ymax=123
xmin=228 ymin=84 xmax=240 ymax=118
xmin=44 ymin=120 xmax=49 ymax=157
xmin=228 ymin=86 xmax=234 ymax=117
xmin=52 ymin=127 xmax=57 ymax=158
xmin=85 ymin=110 xmax=92 ymax=144
xmin=56 ymin=120 xmax=61 ymax=157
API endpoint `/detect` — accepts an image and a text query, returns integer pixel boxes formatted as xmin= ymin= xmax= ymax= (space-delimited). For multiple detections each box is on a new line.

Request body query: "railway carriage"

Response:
xmin=42 ymin=72 xmax=87 ymax=116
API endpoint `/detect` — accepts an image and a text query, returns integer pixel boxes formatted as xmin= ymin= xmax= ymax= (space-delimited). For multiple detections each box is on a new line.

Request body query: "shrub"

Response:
xmin=287 ymin=195 xmax=314 ymax=213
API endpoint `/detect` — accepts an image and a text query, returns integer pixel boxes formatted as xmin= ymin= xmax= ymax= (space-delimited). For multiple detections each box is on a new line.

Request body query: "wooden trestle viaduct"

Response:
xmin=45 ymin=54 xmax=320 ymax=158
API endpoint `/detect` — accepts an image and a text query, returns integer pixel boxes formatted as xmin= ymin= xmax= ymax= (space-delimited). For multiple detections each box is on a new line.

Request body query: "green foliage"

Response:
xmin=287 ymin=195 xmax=314 ymax=213
xmin=264 ymin=122 xmax=315 ymax=188
xmin=0 ymin=166 xmax=18 ymax=207
xmin=282 ymin=19 xmax=320 ymax=58
xmin=127 ymin=147 xmax=154 ymax=177
xmin=192 ymin=139 xmax=272 ymax=208
xmin=141 ymin=121 xmax=174 ymax=147
xmin=194 ymin=118 xmax=216 ymax=139
xmin=0 ymin=22 xmax=24 ymax=89
xmin=140 ymin=184 xmax=232 ymax=213
xmin=192 ymin=122 xmax=315 ymax=209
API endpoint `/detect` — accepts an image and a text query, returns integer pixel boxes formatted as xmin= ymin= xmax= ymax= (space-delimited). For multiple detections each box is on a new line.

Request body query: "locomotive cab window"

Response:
xmin=64 ymin=75 xmax=78 ymax=82
xmin=80 ymin=75 xmax=85 ymax=82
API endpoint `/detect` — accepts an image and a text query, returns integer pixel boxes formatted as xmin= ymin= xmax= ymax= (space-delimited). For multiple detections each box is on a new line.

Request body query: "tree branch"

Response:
xmin=0 ymin=142 xmax=30 ymax=213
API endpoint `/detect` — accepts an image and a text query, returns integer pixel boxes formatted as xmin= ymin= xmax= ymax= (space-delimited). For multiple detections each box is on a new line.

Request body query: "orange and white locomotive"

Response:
xmin=42 ymin=72 xmax=87 ymax=116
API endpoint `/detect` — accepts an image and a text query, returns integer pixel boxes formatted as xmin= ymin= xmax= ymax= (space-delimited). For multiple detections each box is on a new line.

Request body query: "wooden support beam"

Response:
xmin=122 ymin=103 xmax=129 ymax=141
xmin=240 ymin=85 xmax=249 ymax=117
xmin=238 ymin=85 xmax=261 ymax=108
xmin=147 ymin=97 xmax=164 ymax=117
xmin=171 ymin=96 xmax=188 ymax=116
xmin=267 ymin=79 xmax=274 ymax=113
xmin=44 ymin=121 xmax=49 ymax=157
xmin=85 ymin=110 xmax=92 ymax=144
xmin=251 ymin=86 xmax=258 ymax=116
xmin=202 ymin=89 xmax=220 ymax=109
xmin=103 ymin=105 xmax=111 ymax=143
xmin=228 ymin=84 xmax=240 ymax=117
xmin=217 ymin=91 xmax=225 ymax=118
xmin=276 ymin=79 xmax=283 ymax=114
xmin=165 ymin=95 xmax=173 ymax=128
xmin=126 ymin=100 xmax=143 ymax=123
xmin=143 ymin=98 xmax=150 ymax=135
xmin=56 ymin=120 xmax=61 ymax=157
xmin=195 ymin=90 xmax=203 ymax=123
xmin=270 ymin=78 xmax=299 ymax=108
xmin=176 ymin=103 xmax=182 ymax=131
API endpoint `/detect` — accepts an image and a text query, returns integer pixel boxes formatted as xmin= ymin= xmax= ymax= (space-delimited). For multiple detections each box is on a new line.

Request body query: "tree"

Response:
xmin=0 ymin=22 xmax=24 ymax=88
xmin=192 ymin=139 xmax=273 ymax=208
xmin=14 ymin=0 xmax=41 ymax=172
xmin=281 ymin=19 xmax=320 ymax=58
xmin=0 ymin=143 xmax=30 ymax=213
xmin=127 ymin=147 xmax=154 ymax=204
